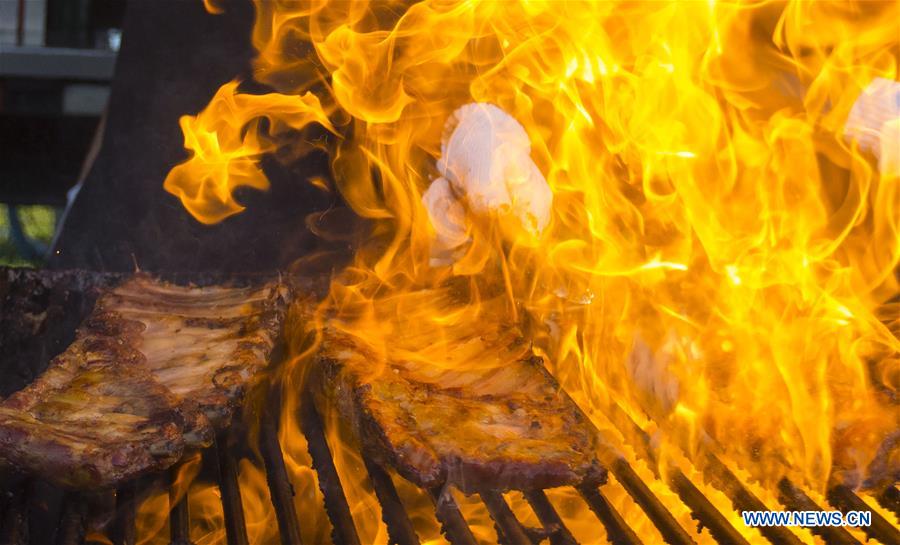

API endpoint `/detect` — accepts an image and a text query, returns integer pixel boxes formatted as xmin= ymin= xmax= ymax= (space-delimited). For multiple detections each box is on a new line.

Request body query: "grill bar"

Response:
xmin=703 ymin=456 xmax=803 ymax=545
xmin=827 ymin=484 xmax=900 ymax=544
xmin=576 ymin=483 xmax=643 ymax=545
xmin=54 ymin=495 xmax=85 ymax=545
xmin=576 ymin=403 xmax=696 ymax=545
xmin=601 ymin=401 xmax=748 ymax=544
xmin=27 ymin=480 xmax=62 ymax=545
xmin=112 ymin=482 xmax=136 ymax=545
xmin=362 ymin=457 xmax=419 ymax=545
xmin=428 ymin=486 xmax=478 ymax=545
xmin=299 ymin=397 xmax=362 ymax=545
xmin=523 ymin=489 xmax=578 ymax=545
xmin=2 ymin=392 xmax=893 ymax=545
xmin=877 ymin=485 xmax=900 ymax=520
xmin=213 ymin=431 xmax=250 ymax=545
xmin=0 ymin=481 xmax=27 ymax=545
xmin=776 ymin=479 xmax=861 ymax=545
xmin=168 ymin=465 xmax=193 ymax=545
xmin=667 ymin=470 xmax=750 ymax=545
xmin=480 ymin=490 xmax=533 ymax=545
xmin=3 ymin=269 xmax=896 ymax=545
xmin=610 ymin=458 xmax=695 ymax=545
xmin=609 ymin=389 xmax=892 ymax=545
xmin=260 ymin=413 xmax=305 ymax=545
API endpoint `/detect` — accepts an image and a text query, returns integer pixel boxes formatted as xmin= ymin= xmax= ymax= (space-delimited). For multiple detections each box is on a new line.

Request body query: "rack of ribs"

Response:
xmin=311 ymin=310 xmax=606 ymax=493
xmin=0 ymin=274 xmax=289 ymax=488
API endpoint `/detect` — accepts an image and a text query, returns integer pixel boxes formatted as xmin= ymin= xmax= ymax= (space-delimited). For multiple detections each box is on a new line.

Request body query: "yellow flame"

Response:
xmin=163 ymin=80 xmax=335 ymax=224
xmin=157 ymin=0 xmax=899 ymax=542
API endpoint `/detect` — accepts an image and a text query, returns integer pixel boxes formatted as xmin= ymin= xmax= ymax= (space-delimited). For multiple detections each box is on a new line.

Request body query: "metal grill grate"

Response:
xmin=0 ymin=389 xmax=898 ymax=545
xmin=0 ymin=268 xmax=897 ymax=545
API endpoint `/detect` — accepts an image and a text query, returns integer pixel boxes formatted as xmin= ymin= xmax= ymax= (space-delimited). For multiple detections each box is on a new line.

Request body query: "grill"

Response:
xmin=1 ymin=267 xmax=897 ymax=545
xmin=2 ymin=2 xmax=898 ymax=544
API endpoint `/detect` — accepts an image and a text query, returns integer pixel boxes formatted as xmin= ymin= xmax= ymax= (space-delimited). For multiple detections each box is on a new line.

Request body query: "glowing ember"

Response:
xmin=150 ymin=1 xmax=898 ymax=543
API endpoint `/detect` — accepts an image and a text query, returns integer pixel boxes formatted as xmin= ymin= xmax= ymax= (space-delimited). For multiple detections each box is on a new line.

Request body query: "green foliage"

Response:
xmin=0 ymin=205 xmax=58 ymax=267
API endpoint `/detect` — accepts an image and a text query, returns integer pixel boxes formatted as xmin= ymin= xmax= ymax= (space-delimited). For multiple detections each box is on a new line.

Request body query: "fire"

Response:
xmin=163 ymin=80 xmax=335 ymax=224
xmin=147 ymin=0 xmax=898 ymax=543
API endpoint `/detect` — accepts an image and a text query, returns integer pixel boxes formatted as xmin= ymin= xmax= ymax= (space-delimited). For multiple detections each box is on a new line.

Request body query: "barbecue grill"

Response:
xmin=1 ymin=268 xmax=898 ymax=545
xmin=2 ymin=1 xmax=898 ymax=544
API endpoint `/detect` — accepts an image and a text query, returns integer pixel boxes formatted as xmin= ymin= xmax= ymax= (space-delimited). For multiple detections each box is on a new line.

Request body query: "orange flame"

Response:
xmin=202 ymin=0 xmax=224 ymax=15
xmin=163 ymin=80 xmax=335 ymax=224
xmin=155 ymin=0 xmax=899 ymax=542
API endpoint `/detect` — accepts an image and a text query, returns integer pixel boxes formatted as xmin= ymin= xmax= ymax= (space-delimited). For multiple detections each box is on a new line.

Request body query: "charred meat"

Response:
xmin=0 ymin=312 xmax=188 ymax=488
xmin=0 ymin=274 xmax=288 ymax=488
xmin=0 ymin=267 xmax=120 ymax=398
xmin=313 ymin=320 xmax=606 ymax=493
xmin=96 ymin=274 xmax=289 ymax=428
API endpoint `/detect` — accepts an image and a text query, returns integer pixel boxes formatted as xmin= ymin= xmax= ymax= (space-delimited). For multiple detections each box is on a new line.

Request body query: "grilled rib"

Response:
xmin=96 ymin=274 xmax=289 ymax=428
xmin=313 ymin=318 xmax=606 ymax=493
xmin=0 ymin=313 xmax=188 ymax=488
xmin=0 ymin=274 xmax=288 ymax=488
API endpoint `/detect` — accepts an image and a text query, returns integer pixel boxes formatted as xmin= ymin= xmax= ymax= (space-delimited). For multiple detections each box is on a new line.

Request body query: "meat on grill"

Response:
xmin=313 ymin=320 xmax=606 ymax=493
xmin=0 ymin=312 xmax=189 ymax=488
xmin=95 ymin=275 xmax=289 ymax=428
xmin=0 ymin=267 xmax=119 ymax=399
xmin=0 ymin=274 xmax=288 ymax=488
